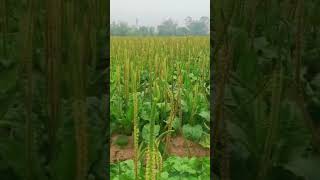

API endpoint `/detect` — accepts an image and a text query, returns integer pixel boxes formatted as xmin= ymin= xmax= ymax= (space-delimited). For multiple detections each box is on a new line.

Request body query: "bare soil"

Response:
xmin=110 ymin=134 xmax=210 ymax=163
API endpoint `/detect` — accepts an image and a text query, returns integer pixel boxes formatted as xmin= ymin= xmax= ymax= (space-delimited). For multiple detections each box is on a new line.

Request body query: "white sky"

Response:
xmin=111 ymin=0 xmax=210 ymax=26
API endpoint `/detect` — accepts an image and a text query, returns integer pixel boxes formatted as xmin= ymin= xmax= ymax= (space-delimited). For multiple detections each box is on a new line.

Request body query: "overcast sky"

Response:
xmin=111 ymin=0 xmax=210 ymax=26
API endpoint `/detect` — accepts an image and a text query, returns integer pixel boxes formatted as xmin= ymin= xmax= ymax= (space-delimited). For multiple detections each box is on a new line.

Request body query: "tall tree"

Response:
xmin=185 ymin=16 xmax=209 ymax=35
xmin=157 ymin=19 xmax=178 ymax=36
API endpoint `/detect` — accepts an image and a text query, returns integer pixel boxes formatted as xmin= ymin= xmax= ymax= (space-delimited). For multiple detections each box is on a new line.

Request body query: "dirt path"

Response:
xmin=110 ymin=134 xmax=210 ymax=163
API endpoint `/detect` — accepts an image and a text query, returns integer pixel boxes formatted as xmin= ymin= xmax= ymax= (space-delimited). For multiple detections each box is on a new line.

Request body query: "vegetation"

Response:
xmin=115 ymin=135 xmax=129 ymax=148
xmin=110 ymin=156 xmax=210 ymax=180
xmin=111 ymin=16 xmax=209 ymax=36
xmin=110 ymin=36 xmax=210 ymax=179
xmin=212 ymin=0 xmax=320 ymax=180
xmin=0 ymin=0 xmax=108 ymax=179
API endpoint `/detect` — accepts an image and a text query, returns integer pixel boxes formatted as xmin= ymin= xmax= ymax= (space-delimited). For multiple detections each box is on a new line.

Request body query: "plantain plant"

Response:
xmin=212 ymin=0 xmax=320 ymax=179
xmin=0 ymin=0 xmax=108 ymax=179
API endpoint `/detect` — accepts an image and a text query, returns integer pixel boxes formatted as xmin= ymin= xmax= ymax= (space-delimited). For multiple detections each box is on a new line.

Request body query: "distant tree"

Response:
xmin=149 ymin=27 xmax=155 ymax=36
xmin=157 ymin=19 xmax=178 ymax=36
xmin=200 ymin=16 xmax=209 ymax=25
xmin=185 ymin=16 xmax=193 ymax=25
xmin=176 ymin=27 xmax=189 ymax=36
xmin=138 ymin=26 xmax=149 ymax=36
xmin=185 ymin=16 xmax=209 ymax=35
xmin=110 ymin=21 xmax=131 ymax=36
xmin=110 ymin=16 xmax=210 ymax=36
xmin=127 ymin=26 xmax=138 ymax=36
xmin=117 ymin=21 xmax=130 ymax=35
xmin=110 ymin=21 xmax=118 ymax=35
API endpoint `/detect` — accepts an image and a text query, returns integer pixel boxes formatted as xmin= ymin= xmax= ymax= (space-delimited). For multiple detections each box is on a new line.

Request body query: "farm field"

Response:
xmin=110 ymin=36 xmax=210 ymax=179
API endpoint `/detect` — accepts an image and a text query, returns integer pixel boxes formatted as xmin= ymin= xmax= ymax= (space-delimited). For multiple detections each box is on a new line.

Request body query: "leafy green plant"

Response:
xmin=199 ymin=133 xmax=210 ymax=149
xmin=0 ymin=1 xmax=108 ymax=179
xmin=115 ymin=135 xmax=129 ymax=148
xmin=160 ymin=156 xmax=210 ymax=180
xmin=110 ymin=156 xmax=210 ymax=180
xmin=212 ymin=0 xmax=320 ymax=179
xmin=111 ymin=36 xmax=210 ymax=179
xmin=142 ymin=124 xmax=160 ymax=144
xmin=110 ymin=160 xmax=136 ymax=180
xmin=182 ymin=124 xmax=203 ymax=142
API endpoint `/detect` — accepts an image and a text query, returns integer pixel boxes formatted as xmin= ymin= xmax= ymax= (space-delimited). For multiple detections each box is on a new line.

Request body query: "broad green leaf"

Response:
xmin=199 ymin=133 xmax=210 ymax=148
xmin=182 ymin=124 xmax=203 ymax=142
xmin=0 ymin=67 xmax=17 ymax=93
xmin=142 ymin=123 xmax=160 ymax=143
xmin=199 ymin=110 xmax=210 ymax=121
xmin=284 ymin=155 xmax=320 ymax=180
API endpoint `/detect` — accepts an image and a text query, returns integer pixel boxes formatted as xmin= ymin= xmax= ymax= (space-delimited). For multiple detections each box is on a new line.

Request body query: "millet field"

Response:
xmin=110 ymin=36 xmax=210 ymax=180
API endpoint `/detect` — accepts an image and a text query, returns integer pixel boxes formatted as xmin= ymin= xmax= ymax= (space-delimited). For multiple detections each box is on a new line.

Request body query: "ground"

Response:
xmin=110 ymin=134 xmax=210 ymax=163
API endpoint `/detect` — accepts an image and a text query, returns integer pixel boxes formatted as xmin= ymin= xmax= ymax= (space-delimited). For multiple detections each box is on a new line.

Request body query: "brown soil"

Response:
xmin=110 ymin=134 xmax=210 ymax=163
xmin=110 ymin=135 xmax=135 ymax=163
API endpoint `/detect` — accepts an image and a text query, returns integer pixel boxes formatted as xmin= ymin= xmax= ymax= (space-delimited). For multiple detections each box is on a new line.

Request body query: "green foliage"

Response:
xmin=182 ymin=124 xmax=203 ymax=142
xmin=157 ymin=19 xmax=178 ymax=36
xmin=199 ymin=133 xmax=210 ymax=149
xmin=142 ymin=124 xmax=160 ymax=144
xmin=115 ymin=135 xmax=129 ymax=148
xmin=284 ymin=154 xmax=320 ymax=180
xmin=110 ymin=160 xmax=136 ymax=180
xmin=0 ymin=0 xmax=108 ymax=179
xmin=171 ymin=117 xmax=181 ymax=133
xmin=110 ymin=16 xmax=209 ymax=36
xmin=161 ymin=156 xmax=210 ymax=180
xmin=110 ymin=156 xmax=210 ymax=180
xmin=212 ymin=0 xmax=320 ymax=179
xmin=111 ymin=36 xmax=210 ymax=179
xmin=111 ymin=37 xmax=210 ymax=140
xmin=198 ymin=110 xmax=210 ymax=122
xmin=185 ymin=16 xmax=209 ymax=35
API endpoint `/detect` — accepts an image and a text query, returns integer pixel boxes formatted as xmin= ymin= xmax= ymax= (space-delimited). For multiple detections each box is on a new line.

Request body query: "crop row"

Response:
xmin=110 ymin=36 xmax=210 ymax=179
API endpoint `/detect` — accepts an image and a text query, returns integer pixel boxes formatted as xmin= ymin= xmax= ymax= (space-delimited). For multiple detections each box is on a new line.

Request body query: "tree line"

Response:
xmin=111 ymin=16 xmax=209 ymax=36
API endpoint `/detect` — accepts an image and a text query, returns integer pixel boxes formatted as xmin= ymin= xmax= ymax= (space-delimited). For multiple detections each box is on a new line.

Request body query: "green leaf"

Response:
xmin=161 ymin=172 xmax=169 ymax=179
xmin=141 ymin=110 xmax=151 ymax=121
xmin=181 ymin=100 xmax=189 ymax=112
xmin=0 ymin=67 xmax=17 ymax=93
xmin=51 ymin=137 xmax=76 ymax=180
xmin=284 ymin=155 xmax=320 ymax=180
xmin=142 ymin=123 xmax=160 ymax=143
xmin=199 ymin=133 xmax=210 ymax=148
xmin=0 ymin=138 xmax=25 ymax=179
xmin=198 ymin=110 xmax=210 ymax=121
xmin=254 ymin=36 xmax=269 ymax=50
xmin=311 ymin=73 xmax=320 ymax=88
xmin=115 ymin=135 xmax=129 ymax=148
xmin=157 ymin=102 xmax=171 ymax=112
xmin=172 ymin=117 xmax=181 ymax=131
xmin=182 ymin=124 xmax=203 ymax=142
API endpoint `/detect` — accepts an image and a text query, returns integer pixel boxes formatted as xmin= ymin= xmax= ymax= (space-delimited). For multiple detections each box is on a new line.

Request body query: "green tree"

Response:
xmin=185 ymin=16 xmax=209 ymax=35
xmin=111 ymin=21 xmax=130 ymax=36
xmin=157 ymin=19 xmax=178 ymax=36
xmin=176 ymin=27 xmax=189 ymax=36
xmin=138 ymin=26 xmax=149 ymax=36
